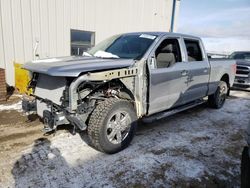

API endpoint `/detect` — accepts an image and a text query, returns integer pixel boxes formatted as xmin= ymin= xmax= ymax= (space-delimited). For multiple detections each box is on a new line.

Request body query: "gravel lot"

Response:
xmin=0 ymin=90 xmax=249 ymax=188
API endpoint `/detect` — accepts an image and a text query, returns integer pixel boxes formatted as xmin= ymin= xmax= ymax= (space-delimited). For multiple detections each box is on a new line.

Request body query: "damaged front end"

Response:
xmin=23 ymin=66 xmax=139 ymax=134
xmin=22 ymin=74 xmax=67 ymax=132
xmin=23 ymin=73 xmax=90 ymax=133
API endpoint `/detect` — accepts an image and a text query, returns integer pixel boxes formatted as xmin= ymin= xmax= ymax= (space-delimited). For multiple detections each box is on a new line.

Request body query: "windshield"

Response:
xmin=87 ymin=34 xmax=157 ymax=59
xmin=229 ymin=52 xmax=250 ymax=60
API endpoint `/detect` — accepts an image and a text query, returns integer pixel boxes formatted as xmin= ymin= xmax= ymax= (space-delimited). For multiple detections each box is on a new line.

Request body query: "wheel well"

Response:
xmin=78 ymin=79 xmax=136 ymax=125
xmin=85 ymin=79 xmax=135 ymax=101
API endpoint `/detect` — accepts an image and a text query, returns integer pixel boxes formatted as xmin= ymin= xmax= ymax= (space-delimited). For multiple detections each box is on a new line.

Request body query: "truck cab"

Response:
xmin=146 ymin=35 xmax=211 ymax=114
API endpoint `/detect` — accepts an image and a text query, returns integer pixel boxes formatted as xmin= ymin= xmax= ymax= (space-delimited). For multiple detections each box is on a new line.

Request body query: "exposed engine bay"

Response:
xmin=23 ymin=66 xmax=142 ymax=133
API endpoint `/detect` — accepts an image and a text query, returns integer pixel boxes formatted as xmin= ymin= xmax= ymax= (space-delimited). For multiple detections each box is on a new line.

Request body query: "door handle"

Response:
xmin=203 ymin=68 xmax=208 ymax=73
xmin=181 ymin=70 xmax=188 ymax=76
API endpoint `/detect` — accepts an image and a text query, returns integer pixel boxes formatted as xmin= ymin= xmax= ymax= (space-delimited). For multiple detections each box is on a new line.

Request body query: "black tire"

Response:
xmin=87 ymin=98 xmax=137 ymax=154
xmin=241 ymin=147 xmax=250 ymax=188
xmin=208 ymin=81 xmax=228 ymax=109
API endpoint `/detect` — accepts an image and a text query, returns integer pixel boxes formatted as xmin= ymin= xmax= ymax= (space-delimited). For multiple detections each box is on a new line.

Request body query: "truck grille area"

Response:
xmin=236 ymin=65 xmax=250 ymax=77
xmin=34 ymin=74 xmax=66 ymax=105
xmin=234 ymin=65 xmax=250 ymax=87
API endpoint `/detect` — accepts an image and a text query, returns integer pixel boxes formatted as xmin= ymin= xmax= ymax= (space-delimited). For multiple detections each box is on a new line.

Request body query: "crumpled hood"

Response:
xmin=22 ymin=56 xmax=135 ymax=77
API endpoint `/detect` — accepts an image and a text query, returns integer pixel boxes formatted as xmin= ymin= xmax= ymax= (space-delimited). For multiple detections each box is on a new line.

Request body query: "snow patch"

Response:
xmin=172 ymin=159 xmax=205 ymax=178
xmin=94 ymin=50 xmax=119 ymax=58
xmin=0 ymin=101 xmax=22 ymax=112
xmin=48 ymin=153 xmax=56 ymax=159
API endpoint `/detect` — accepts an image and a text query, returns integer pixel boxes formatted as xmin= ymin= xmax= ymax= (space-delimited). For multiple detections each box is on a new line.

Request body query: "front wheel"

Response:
xmin=87 ymin=98 xmax=137 ymax=154
xmin=208 ymin=81 xmax=228 ymax=109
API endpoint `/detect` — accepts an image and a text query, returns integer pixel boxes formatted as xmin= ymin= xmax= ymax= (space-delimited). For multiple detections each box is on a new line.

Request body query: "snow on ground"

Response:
xmin=231 ymin=90 xmax=250 ymax=99
xmin=0 ymin=91 xmax=249 ymax=187
xmin=0 ymin=101 xmax=22 ymax=112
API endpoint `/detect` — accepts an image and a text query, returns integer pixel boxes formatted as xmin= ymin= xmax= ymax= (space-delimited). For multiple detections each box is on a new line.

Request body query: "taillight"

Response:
xmin=232 ymin=64 xmax=237 ymax=74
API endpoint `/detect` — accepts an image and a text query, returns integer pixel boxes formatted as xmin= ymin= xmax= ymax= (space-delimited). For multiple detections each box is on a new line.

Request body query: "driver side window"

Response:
xmin=154 ymin=38 xmax=182 ymax=68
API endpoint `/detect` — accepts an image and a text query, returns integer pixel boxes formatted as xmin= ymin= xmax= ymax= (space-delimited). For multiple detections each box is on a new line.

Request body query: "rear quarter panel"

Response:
xmin=208 ymin=59 xmax=236 ymax=95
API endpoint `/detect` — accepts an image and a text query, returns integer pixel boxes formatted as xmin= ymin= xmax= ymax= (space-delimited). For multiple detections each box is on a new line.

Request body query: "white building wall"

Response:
xmin=0 ymin=1 xmax=5 ymax=69
xmin=1 ymin=0 xmax=16 ymax=86
xmin=0 ymin=0 xmax=179 ymax=86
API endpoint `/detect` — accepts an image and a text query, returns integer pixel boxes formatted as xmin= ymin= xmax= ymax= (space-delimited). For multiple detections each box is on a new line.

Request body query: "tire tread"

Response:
xmin=208 ymin=81 xmax=227 ymax=109
xmin=88 ymin=98 xmax=132 ymax=152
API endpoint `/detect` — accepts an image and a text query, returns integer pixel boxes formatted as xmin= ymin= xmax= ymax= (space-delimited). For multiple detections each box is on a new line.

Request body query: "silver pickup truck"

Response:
xmin=23 ymin=32 xmax=236 ymax=153
xmin=229 ymin=51 xmax=250 ymax=89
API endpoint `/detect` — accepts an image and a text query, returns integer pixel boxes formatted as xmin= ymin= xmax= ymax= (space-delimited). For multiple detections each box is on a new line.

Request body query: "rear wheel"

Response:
xmin=87 ymin=98 xmax=137 ymax=154
xmin=208 ymin=81 xmax=228 ymax=109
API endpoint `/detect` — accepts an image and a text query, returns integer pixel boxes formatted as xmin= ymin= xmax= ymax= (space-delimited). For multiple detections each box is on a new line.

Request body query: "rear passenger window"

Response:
xmin=184 ymin=39 xmax=203 ymax=61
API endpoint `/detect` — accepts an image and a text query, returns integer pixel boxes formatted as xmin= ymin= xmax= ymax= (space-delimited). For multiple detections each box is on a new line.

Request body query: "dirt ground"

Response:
xmin=0 ymin=90 xmax=249 ymax=188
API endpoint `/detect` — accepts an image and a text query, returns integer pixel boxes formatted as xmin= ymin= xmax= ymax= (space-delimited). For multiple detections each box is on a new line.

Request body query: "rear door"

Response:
xmin=182 ymin=38 xmax=210 ymax=103
xmin=148 ymin=37 xmax=189 ymax=114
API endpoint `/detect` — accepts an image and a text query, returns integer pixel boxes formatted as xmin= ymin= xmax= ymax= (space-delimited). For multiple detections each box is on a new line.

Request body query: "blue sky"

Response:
xmin=177 ymin=0 xmax=250 ymax=53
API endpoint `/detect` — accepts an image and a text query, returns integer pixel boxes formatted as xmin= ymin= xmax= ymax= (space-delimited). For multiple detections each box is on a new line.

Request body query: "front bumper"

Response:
xmin=233 ymin=76 xmax=250 ymax=88
xmin=22 ymin=97 xmax=87 ymax=133
xmin=22 ymin=97 xmax=69 ymax=132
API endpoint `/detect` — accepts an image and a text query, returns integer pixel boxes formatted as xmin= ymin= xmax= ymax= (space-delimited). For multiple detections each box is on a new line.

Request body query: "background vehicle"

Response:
xmin=241 ymin=123 xmax=250 ymax=188
xmin=22 ymin=32 xmax=236 ymax=153
xmin=229 ymin=51 xmax=250 ymax=89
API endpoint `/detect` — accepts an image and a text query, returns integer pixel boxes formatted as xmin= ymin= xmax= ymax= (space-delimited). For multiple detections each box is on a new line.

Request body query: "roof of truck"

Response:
xmin=122 ymin=32 xmax=200 ymax=39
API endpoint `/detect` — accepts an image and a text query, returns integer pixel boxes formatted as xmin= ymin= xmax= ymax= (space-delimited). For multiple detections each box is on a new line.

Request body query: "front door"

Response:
xmin=148 ymin=37 xmax=188 ymax=115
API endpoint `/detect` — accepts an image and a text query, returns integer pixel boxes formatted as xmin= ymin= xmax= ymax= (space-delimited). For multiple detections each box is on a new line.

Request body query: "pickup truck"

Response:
xmin=22 ymin=32 xmax=236 ymax=153
xmin=229 ymin=51 xmax=250 ymax=89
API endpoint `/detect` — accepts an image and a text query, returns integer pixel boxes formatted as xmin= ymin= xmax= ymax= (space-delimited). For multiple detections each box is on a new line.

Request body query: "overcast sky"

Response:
xmin=177 ymin=0 xmax=250 ymax=54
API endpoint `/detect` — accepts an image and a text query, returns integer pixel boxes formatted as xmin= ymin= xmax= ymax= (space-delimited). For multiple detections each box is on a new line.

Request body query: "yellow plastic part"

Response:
xmin=14 ymin=62 xmax=32 ymax=94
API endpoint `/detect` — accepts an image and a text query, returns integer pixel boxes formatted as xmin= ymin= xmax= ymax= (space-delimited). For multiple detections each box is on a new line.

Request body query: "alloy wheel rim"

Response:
xmin=218 ymin=85 xmax=227 ymax=106
xmin=106 ymin=111 xmax=132 ymax=144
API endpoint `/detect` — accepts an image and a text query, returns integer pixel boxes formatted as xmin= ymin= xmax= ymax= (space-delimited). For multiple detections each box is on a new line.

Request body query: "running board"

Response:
xmin=143 ymin=100 xmax=206 ymax=123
